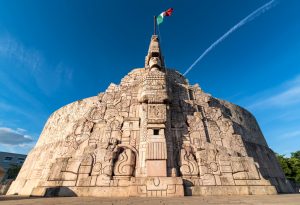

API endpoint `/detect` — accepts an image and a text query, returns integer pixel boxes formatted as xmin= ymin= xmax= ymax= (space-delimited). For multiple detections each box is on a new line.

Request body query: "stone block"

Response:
xmin=202 ymin=174 xmax=216 ymax=185
xmin=246 ymin=179 xmax=271 ymax=186
xmin=191 ymin=186 xmax=250 ymax=196
xmin=199 ymin=165 xmax=209 ymax=175
xmin=30 ymin=187 xmax=47 ymax=196
xmin=78 ymin=166 xmax=92 ymax=174
xmin=61 ymin=172 xmax=77 ymax=181
xmin=215 ymin=175 xmax=222 ymax=185
xmin=248 ymin=186 xmax=277 ymax=195
xmin=234 ymin=180 xmax=248 ymax=185
xmin=231 ymin=160 xmax=245 ymax=173
xmin=76 ymin=174 xmax=91 ymax=186
xmin=220 ymin=173 xmax=235 ymax=185
xmin=233 ymin=172 xmax=248 ymax=180
xmin=62 ymin=180 xmax=76 ymax=187
xmin=220 ymin=165 xmax=232 ymax=173
xmin=90 ymin=176 xmax=97 ymax=186
xmin=145 ymin=177 xmax=184 ymax=197
xmin=146 ymin=160 xmax=167 ymax=177
xmin=219 ymin=160 xmax=231 ymax=166
xmin=96 ymin=175 xmax=111 ymax=186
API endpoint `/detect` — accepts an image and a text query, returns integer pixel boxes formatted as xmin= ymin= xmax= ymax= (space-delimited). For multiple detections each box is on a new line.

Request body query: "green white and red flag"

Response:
xmin=156 ymin=8 xmax=174 ymax=25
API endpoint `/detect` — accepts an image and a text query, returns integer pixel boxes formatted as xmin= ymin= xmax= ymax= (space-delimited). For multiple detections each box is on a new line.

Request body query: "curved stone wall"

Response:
xmin=216 ymin=100 xmax=293 ymax=192
xmin=7 ymin=67 xmax=294 ymax=197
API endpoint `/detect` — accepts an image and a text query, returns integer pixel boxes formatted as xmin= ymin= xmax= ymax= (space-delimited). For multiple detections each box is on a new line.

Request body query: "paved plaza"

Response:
xmin=0 ymin=194 xmax=300 ymax=205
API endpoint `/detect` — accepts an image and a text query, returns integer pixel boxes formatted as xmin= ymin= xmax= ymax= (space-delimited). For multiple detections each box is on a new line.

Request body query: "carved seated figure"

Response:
xmin=87 ymin=103 xmax=106 ymax=123
xmin=91 ymin=138 xmax=118 ymax=180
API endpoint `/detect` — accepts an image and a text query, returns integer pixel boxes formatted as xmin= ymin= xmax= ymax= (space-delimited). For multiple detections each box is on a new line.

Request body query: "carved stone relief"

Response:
xmin=180 ymin=145 xmax=199 ymax=177
xmin=114 ymin=148 xmax=136 ymax=177
xmin=9 ymin=66 xmax=284 ymax=196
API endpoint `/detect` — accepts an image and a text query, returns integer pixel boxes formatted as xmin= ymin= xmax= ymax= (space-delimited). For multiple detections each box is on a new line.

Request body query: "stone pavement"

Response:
xmin=0 ymin=194 xmax=300 ymax=205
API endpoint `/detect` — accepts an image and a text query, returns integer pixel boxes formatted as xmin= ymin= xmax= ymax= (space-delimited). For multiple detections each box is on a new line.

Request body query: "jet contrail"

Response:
xmin=183 ymin=0 xmax=278 ymax=76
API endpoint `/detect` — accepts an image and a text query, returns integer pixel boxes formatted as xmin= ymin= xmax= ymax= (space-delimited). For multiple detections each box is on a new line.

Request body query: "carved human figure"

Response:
xmin=73 ymin=119 xmax=94 ymax=149
xmin=109 ymin=118 xmax=123 ymax=141
xmin=149 ymin=57 xmax=161 ymax=71
xmin=91 ymin=138 xmax=118 ymax=178
xmin=187 ymin=112 xmax=203 ymax=132
xmin=207 ymin=121 xmax=221 ymax=144
xmin=88 ymin=103 xmax=106 ymax=123
xmin=120 ymin=94 xmax=131 ymax=113
xmin=104 ymin=109 xmax=119 ymax=122
xmin=187 ymin=112 xmax=206 ymax=145
xmin=89 ymin=123 xmax=105 ymax=146
xmin=60 ymin=119 xmax=94 ymax=157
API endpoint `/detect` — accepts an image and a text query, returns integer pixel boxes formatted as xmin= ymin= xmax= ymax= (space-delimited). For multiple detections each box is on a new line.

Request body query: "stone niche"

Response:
xmin=7 ymin=35 xmax=295 ymax=197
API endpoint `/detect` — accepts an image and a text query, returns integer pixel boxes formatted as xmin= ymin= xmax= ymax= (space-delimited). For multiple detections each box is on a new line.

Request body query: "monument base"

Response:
xmin=30 ymin=177 xmax=185 ymax=197
xmin=30 ymin=177 xmax=277 ymax=197
xmin=187 ymin=185 xmax=277 ymax=196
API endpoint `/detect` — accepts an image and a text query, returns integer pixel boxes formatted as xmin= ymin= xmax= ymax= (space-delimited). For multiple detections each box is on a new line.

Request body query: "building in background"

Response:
xmin=0 ymin=152 xmax=26 ymax=182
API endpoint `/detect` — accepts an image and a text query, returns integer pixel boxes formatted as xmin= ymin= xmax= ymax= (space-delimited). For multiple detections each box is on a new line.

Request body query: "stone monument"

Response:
xmin=7 ymin=35 xmax=294 ymax=197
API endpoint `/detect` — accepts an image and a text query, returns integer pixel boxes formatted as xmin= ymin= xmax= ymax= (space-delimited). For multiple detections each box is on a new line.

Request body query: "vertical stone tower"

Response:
xmin=7 ymin=35 xmax=293 ymax=197
xmin=140 ymin=35 xmax=169 ymax=177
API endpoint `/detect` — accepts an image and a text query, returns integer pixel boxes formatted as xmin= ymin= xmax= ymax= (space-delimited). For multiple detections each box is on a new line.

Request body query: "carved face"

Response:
xmin=149 ymin=57 xmax=161 ymax=69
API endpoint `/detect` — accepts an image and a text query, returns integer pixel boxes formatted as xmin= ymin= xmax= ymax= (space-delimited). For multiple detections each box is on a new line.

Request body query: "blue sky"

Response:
xmin=0 ymin=0 xmax=299 ymax=155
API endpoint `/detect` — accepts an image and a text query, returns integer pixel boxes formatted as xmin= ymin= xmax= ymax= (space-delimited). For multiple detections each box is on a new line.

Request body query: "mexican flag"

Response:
xmin=157 ymin=8 xmax=174 ymax=25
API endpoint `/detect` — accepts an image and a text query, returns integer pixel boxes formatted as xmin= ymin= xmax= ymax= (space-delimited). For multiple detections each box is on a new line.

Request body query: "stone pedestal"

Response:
xmin=146 ymin=160 xmax=167 ymax=177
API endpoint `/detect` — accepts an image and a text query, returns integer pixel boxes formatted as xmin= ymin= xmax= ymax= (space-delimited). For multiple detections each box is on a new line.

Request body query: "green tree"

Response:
xmin=291 ymin=151 xmax=300 ymax=160
xmin=276 ymin=151 xmax=300 ymax=184
xmin=276 ymin=154 xmax=292 ymax=176
xmin=289 ymin=157 xmax=300 ymax=183
xmin=6 ymin=164 xmax=22 ymax=179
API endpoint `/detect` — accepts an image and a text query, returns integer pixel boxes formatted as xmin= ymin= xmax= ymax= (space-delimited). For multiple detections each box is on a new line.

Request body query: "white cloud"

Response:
xmin=279 ymin=130 xmax=300 ymax=139
xmin=238 ymin=75 xmax=300 ymax=156
xmin=0 ymin=33 xmax=73 ymax=95
xmin=0 ymin=35 xmax=43 ymax=72
xmin=16 ymin=128 xmax=27 ymax=133
xmin=0 ymin=102 xmax=45 ymax=125
xmin=0 ymin=127 xmax=34 ymax=146
xmin=245 ymin=75 xmax=300 ymax=110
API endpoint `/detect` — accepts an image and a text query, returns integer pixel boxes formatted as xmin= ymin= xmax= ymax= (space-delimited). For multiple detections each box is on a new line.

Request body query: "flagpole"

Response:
xmin=154 ymin=16 xmax=157 ymax=35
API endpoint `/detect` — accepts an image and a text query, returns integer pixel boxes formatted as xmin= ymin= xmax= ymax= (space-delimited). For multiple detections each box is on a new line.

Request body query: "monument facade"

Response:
xmin=7 ymin=35 xmax=294 ymax=197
